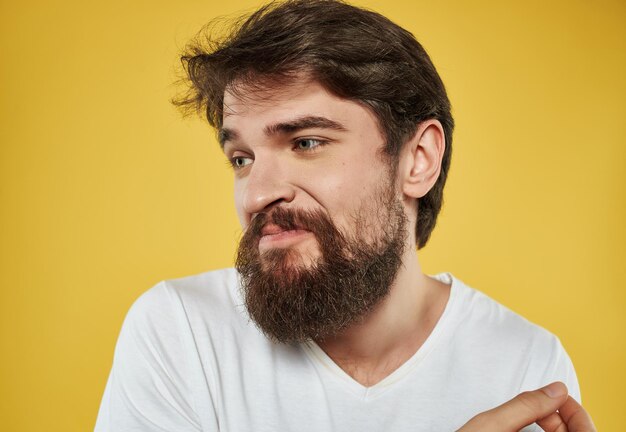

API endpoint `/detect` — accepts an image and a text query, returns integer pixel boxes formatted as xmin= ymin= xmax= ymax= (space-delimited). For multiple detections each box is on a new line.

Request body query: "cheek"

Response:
xmin=306 ymin=157 xmax=389 ymax=223
xmin=233 ymin=181 xmax=247 ymax=228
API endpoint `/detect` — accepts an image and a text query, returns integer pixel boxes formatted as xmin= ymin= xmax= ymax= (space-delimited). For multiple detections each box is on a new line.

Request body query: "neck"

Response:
xmin=315 ymin=246 xmax=450 ymax=387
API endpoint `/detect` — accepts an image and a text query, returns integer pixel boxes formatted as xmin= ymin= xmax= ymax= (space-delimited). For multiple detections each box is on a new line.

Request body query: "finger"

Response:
xmin=557 ymin=396 xmax=597 ymax=432
xmin=537 ymin=412 xmax=568 ymax=432
xmin=459 ymin=382 xmax=569 ymax=432
xmin=482 ymin=382 xmax=569 ymax=431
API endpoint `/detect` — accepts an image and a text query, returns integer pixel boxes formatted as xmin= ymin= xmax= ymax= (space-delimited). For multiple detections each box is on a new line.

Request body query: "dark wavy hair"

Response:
xmin=173 ymin=0 xmax=454 ymax=248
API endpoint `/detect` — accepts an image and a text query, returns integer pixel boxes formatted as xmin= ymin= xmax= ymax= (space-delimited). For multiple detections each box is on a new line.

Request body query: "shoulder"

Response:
xmin=129 ymin=267 xmax=241 ymax=320
xmin=120 ymin=267 xmax=245 ymax=348
xmin=440 ymin=273 xmax=580 ymax=400
xmin=444 ymin=273 xmax=557 ymax=347
xmin=96 ymin=269 xmax=238 ymax=431
xmin=108 ymin=268 xmax=242 ymax=413
xmin=140 ymin=267 xmax=239 ymax=305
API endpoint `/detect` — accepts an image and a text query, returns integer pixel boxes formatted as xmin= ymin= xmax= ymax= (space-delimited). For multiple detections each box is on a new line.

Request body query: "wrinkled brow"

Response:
xmin=264 ymin=116 xmax=347 ymax=136
xmin=218 ymin=115 xmax=347 ymax=148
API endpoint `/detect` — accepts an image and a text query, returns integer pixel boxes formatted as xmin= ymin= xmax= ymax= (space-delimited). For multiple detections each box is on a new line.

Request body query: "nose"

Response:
xmin=241 ymin=154 xmax=296 ymax=217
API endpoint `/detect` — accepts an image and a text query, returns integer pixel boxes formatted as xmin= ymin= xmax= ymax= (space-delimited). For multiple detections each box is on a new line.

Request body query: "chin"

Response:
xmin=260 ymin=246 xmax=320 ymax=273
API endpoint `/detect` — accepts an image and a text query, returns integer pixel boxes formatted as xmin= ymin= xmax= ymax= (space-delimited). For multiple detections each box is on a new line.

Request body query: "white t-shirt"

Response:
xmin=95 ymin=268 xmax=580 ymax=431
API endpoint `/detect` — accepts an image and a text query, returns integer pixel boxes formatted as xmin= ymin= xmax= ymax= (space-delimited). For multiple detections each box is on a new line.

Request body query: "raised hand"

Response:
xmin=458 ymin=382 xmax=596 ymax=432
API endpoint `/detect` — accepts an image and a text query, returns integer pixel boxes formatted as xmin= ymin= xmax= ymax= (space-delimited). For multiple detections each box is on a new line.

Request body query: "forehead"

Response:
xmin=221 ymin=78 xmax=382 ymax=135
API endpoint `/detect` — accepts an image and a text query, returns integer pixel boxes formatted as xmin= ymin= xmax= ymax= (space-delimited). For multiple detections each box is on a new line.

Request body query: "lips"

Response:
xmin=261 ymin=223 xmax=287 ymax=236
xmin=256 ymin=220 xmax=314 ymax=252
xmin=244 ymin=208 xmax=325 ymax=254
xmin=260 ymin=222 xmax=307 ymax=237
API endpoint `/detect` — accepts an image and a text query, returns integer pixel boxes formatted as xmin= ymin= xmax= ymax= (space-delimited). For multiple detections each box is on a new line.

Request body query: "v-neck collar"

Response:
xmin=301 ymin=273 xmax=462 ymax=400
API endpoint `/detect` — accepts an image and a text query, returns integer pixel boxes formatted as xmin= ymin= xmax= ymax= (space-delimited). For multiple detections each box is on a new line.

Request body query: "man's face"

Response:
xmin=221 ymin=78 xmax=409 ymax=342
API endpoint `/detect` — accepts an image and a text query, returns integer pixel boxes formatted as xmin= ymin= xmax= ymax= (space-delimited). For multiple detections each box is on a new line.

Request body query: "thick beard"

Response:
xmin=236 ymin=184 xmax=408 ymax=344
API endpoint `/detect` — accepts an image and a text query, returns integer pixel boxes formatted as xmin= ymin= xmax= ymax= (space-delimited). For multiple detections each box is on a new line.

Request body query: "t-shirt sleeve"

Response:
xmin=94 ymin=282 xmax=218 ymax=431
xmin=520 ymin=333 xmax=580 ymax=402
xmin=551 ymin=338 xmax=580 ymax=402
xmin=517 ymin=333 xmax=581 ymax=432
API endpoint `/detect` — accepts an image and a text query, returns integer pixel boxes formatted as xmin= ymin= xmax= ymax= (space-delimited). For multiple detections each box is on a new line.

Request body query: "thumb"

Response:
xmin=459 ymin=382 xmax=569 ymax=432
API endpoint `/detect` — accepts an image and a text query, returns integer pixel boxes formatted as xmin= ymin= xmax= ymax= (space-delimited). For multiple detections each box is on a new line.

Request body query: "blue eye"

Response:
xmin=296 ymin=138 xmax=323 ymax=150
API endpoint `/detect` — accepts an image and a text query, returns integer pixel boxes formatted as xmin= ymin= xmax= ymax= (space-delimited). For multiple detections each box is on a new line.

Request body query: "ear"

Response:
xmin=399 ymin=119 xmax=446 ymax=199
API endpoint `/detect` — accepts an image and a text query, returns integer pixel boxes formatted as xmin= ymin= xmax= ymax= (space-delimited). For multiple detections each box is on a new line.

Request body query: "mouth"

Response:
xmin=258 ymin=223 xmax=314 ymax=251
xmin=261 ymin=223 xmax=291 ymax=236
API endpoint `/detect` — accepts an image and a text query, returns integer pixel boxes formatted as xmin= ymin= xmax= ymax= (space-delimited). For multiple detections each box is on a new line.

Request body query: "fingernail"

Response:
xmin=541 ymin=382 xmax=567 ymax=398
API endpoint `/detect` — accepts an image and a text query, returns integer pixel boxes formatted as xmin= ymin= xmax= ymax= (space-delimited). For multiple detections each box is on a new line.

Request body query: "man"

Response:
xmin=96 ymin=0 xmax=595 ymax=430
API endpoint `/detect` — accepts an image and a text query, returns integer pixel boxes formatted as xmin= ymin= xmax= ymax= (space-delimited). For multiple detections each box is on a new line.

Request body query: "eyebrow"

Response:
xmin=218 ymin=115 xmax=347 ymax=148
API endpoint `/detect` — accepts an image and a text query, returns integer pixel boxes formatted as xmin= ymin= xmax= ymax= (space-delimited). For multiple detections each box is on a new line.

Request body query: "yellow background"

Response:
xmin=1 ymin=0 xmax=624 ymax=430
